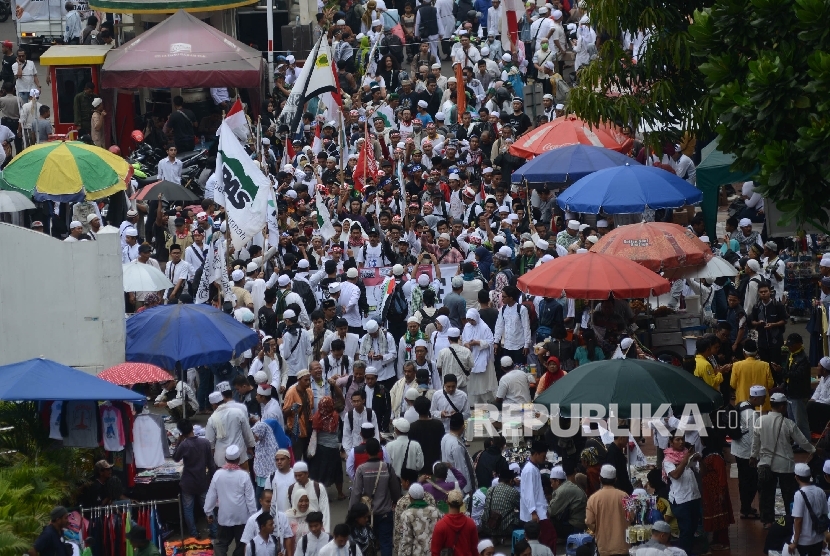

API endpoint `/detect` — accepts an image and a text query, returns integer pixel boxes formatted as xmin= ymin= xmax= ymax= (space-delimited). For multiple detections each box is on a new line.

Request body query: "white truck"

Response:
xmin=13 ymin=0 xmax=87 ymax=56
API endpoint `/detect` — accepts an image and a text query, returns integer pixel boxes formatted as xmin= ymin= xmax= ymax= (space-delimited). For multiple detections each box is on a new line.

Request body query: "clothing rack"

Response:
xmin=79 ymin=496 xmax=185 ymax=550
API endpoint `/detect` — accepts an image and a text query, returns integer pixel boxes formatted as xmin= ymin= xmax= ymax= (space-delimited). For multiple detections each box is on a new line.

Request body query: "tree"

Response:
xmin=567 ymin=0 xmax=714 ymax=144
xmin=689 ymin=0 xmax=830 ymax=229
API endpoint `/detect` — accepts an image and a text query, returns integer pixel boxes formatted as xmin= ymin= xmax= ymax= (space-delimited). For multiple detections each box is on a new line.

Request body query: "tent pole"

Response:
xmin=266 ymin=0 xmax=275 ymax=93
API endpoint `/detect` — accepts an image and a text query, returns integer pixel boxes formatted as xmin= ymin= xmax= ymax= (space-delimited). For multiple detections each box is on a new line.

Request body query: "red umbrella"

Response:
xmin=517 ymin=251 xmax=671 ymax=299
xmin=590 ymin=222 xmax=713 ymax=272
xmin=98 ymin=362 xmax=173 ymax=385
xmin=510 ymin=116 xmax=633 ymax=159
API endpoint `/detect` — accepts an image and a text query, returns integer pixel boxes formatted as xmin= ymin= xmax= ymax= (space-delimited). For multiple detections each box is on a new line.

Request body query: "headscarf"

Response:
xmin=430 ymin=315 xmax=451 ymax=359
xmin=720 ymin=238 xmax=739 ymax=255
xmin=251 ymin=421 xmax=278 ymax=478
xmin=475 ymin=246 xmax=493 ymax=281
xmin=361 ymin=0 xmax=378 ymax=30
xmin=462 ymin=309 xmax=494 ymax=374
xmin=312 ymin=396 xmax=339 ymax=433
xmin=662 ymin=441 xmax=689 ymax=482
xmin=286 ymin=487 xmax=317 ymax=519
xmin=580 ymin=446 xmax=599 ymax=466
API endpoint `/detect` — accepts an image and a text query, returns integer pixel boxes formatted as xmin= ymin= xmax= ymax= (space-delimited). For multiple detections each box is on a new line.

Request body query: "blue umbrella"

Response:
xmin=0 ymin=358 xmax=143 ymax=401
xmin=511 ymin=145 xmax=640 ymax=186
xmin=556 ymin=164 xmax=703 ymax=214
xmin=126 ymin=304 xmax=259 ymax=370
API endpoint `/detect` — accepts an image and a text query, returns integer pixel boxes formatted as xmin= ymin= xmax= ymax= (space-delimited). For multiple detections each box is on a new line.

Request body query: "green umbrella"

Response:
xmin=534 ymin=359 xmax=722 ymax=418
xmin=696 ymin=136 xmax=757 ymax=238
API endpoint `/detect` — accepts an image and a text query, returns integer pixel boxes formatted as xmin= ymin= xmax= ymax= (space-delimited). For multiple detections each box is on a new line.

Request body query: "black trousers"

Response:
xmin=758 ymin=469 xmax=797 ymax=523
xmin=734 ymin=455 xmax=758 ymax=514
xmin=214 ymin=523 xmax=245 ymax=556
xmin=807 ymin=400 xmax=830 ymax=433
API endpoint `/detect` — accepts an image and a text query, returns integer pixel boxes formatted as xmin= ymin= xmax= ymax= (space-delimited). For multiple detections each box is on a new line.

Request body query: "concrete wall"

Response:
xmin=0 ymin=223 xmax=125 ymax=373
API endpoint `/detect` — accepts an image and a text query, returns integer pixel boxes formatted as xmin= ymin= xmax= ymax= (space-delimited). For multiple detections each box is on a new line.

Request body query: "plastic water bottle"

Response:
xmin=200 ymin=135 xmax=206 ymax=150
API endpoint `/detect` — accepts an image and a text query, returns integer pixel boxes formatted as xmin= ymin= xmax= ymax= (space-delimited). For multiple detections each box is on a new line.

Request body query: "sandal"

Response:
xmin=740 ymin=510 xmax=760 ymax=519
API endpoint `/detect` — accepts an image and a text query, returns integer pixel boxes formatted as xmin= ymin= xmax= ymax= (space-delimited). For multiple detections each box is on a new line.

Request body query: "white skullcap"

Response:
xmin=544 ymin=60 xmax=555 ymax=70
xmin=365 ymin=366 xmax=378 ymax=376
xmin=231 ymin=269 xmax=245 ymax=281
xmin=596 ymin=219 xmax=609 ymax=227
xmin=361 ymin=422 xmax=375 ymax=431
xmin=371 ymin=18 xmax=382 ymax=26
xmin=700 ymin=235 xmax=710 ymax=244
xmin=246 ymin=262 xmax=259 ymax=274
xmin=576 ymin=248 xmax=589 ymax=253
xmin=261 ymin=137 xmax=271 ymax=145
xmin=436 ymin=112 xmax=445 ymax=120
xmin=414 ymin=339 xmax=429 ymax=349
xmin=257 ymin=385 xmax=272 ymax=396
xmin=393 ymin=264 xmax=405 ymax=276
xmin=449 ymin=173 xmax=460 ymax=180
xmin=821 ymin=356 xmax=830 ymax=371
xmin=552 ymin=9 xmax=562 ymax=18
xmin=125 ymin=227 xmax=138 ymax=237
xmin=540 ymin=255 xmax=554 ymax=263
xmin=466 ymin=308 xmax=480 ymax=320
xmin=739 ymin=218 xmax=753 ymax=227
xmin=394 ymin=417 xmax=410 ymax=433
xmin=508 ymin=213 xmax=519 ymax=222
xmin=347 ymin=267 xmax=359 ymax=278
xmin=550 ymin=466 xmax=566 ymax=480
xmin=447 ymin=327 xmax=461 ymax=338
xmin=502 ymin=53 xmax=512 ymax=62
xmin=478 ymin=540 xmax=494 ymax=553
xmin=523 ymin=240 xmax=535 ymax=249
xmin=254 ymin=370 xmax=269 ymax=384
xmin=579 ymin=223 xmax=590 ymax=231
xmin=452 ymin=275 xmax=464 ymax=288
xmin=418 ymin=100 xmax=428 ymax=108
xmin=405 ymin=388 xmax=420 ymax=401
xmin=749 ymin=385 xmax=767 ymax=397
xmin=408 ymin=316 xmax=420 ymax=324
xmin=409 ymin=483 xmax=425 ymax=499
xmin=498 ymin=246 xmax=513 ymax=258
xmin=535 ymin=239 xmax=549 ymax=250
xmin=580 ymin=15 xmax=589 ymax=24
xmin=483 ymin=167 xmax=494 ymax=174
xmin=438 ymin=232 xmax=451 ymax=241
xmin=500 ymin=355 xmax=513 ymax=368
xmin=296 ymin=368 xmax=310 ymax=379
xmin=208 ymin=391 xmax=223 ymax=404
xmin=746 ymin=259 xmax=761 ymax=272
xmin=431 ymin=62 xmax=442 ymax=69
xmin=329 ymin=282 xmax=342 ymax=293
xmin=821 ymin=259 xmax=830 ymax=268
xmin=794 ymin=462 xmax=812 ymax=478
xmin=586 ymin=235 xmax=599 ymax=244
xmin=824 ymin=460 xmax=830 ymax=475
xmin=286 ymin=55 xmax=296 ymax=63
xmin=600 ymin=464 xmax=616 ymax=479
xmin=481 ymin=46 xmax=490 ymax=55
xmin=365 ymin=319 xmax=379 ymax=333
xmin=621 ymin=338 xmax=634 ymax=350
xmin=293 ymin=461 xmax=308 ymax=472
xmin=225 ymin=445 xmax=241 ymax=459
xmin=567 ymin=220 xmax=580 ymax=230
xmin=283 ymin=309 xmax=297 ymax=320
xmin=491 ymin=111 xmax=500 ymax=118
xmin=297 ymin=259 xmax=309 ymax=269
xmin=286 ymin=189 xmax=298 ymax=199
xmin=417 ymin=274 xmax=430 ymax=286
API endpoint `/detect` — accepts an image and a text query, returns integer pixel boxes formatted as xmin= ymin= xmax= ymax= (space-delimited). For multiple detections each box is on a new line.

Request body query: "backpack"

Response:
xmin=388 ymin=282 xmax=408 ymax=317
xmin=499 ymin=268 xmax=517 ymax=288
xmin=324 ymin=355 xmax=350 ymax=378
xmin=301 ymin=533 xmax=334 ymax=556
xmin=249 ymin=535 xmax=281 ymax=556
xmin=536 ymin=297 xmax=560 ymax=339
xmin=501 ymin=301 xmax=537 ymax=336
xmin=287 ymin=480 xmax=321 ymax=501
xmin=274 ymin=289 xmax=289 ymax=320
xmin=418 ymin=308 xmax=438 ymax=333
xmin=737 ymin=275 xmax=771 ymax=303
xmin=292 ymin=279 xmax=317 ymax=315
xmin=348 ymin=407 xmax=374 ymax=431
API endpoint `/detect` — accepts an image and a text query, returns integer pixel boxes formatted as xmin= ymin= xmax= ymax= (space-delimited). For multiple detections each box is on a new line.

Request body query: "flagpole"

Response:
xmin=289 ymin=34 xmax=325 ymax=140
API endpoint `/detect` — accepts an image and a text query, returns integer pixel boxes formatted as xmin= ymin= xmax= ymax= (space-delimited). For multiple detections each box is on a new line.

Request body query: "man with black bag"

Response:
xmin=788 ymin=463 xmax=829 ymax=556
xmin=728 ymin=385 xmax=765 ymax=519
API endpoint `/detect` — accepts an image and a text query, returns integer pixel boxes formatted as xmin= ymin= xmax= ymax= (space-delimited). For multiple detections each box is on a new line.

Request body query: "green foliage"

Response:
xmin=690 ymin=0 xmax=830 ymax=229
xmin=568 ymin=0 xmax=715 ymax=145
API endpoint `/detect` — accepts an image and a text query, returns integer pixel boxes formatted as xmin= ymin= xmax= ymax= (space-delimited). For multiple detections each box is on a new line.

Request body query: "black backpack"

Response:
xmin=348 ymin=407 xmax=374 ymax=431
xmin=300 ymin=533 xmax=335 ymax=556
xmin=737 ymin=275 xmax=771 ymax=302
xmin=418 ymin=308 xmax=437 ymax=333
xmin=292 ymin=279 xmax=317 ymax=315
xmin=388 ymin=283 xmax=408 ymax=317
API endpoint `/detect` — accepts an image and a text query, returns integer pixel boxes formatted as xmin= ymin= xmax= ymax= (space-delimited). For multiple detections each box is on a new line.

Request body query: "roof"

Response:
xmin=0 ymin=358 xmax=143 ymax=401
xmin=40 ymin=45 xmax=113 ymax=66
xmin=100 ymin=10 xmax=263 ymax=89
xmin=90 ymin=0 xmax=257 ymax=13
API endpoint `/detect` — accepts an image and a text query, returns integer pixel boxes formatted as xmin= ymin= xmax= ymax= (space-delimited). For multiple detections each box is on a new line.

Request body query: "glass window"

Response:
xmin=54 ymin=67 xmax=93 ymax=125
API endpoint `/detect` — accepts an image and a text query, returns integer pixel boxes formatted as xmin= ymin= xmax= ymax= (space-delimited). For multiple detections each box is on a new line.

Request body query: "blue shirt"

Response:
xmin=474 ymin=0 xmax=492 ymax=27
xmin=416 ymin=112 xmax=434 ymax=126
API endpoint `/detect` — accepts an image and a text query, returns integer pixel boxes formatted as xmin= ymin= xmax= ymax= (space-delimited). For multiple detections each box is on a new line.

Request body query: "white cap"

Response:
xmin=500 ymin=355 xmax=513 ymax=368
xmin=770 ymin=392 xmax=787 ymax=403
xmin=579 ymin=223 xmax=590 ymax=231
xmin=749 ymin=385 xmax=767 ymax=397
xmin=540 ymin=254 xmax=554 ymax=263
xmin=568 ymin=220 xmax=580 ymax=230
xmin=431 ymin=62 xmax=442 ymax=69
xmin=700 ymin=235 xmax=710 ymax=244
xmin=449 ymin=173 xmax=461 ymax=181
xmin=296 ymin=369 xmax=310 ymax=379
xmin=821 ymin=356 xmax=830 ymax=371
xmin=522 ymin=240 xmax=535 ymax=249
xmin=125 ymin=227 xmax=138 ymax=237
xmin=439 ymin=232 xmax=451 ymax=241
xmin=746 ymin=259 xmax=761 ymax=273
xmin=372 ymin=18 xmax=382 ymax=26
xmin=824 ymin=460 xmax=830 ymax=475
xmin=550 ymin=466 xmax=566 ymax=480
xmin=365 ymin=319 xmax=379 ymax=333
xmin=739 ymin=218 xmax=753 ymax=227
xmin=502 ymin=53 xmax=512 ymax=62
xmin=286 ymin=190 xmax=298 ymax=199
xmin=293 ymin=461 xmax=308 ymax=472
xmin=538 ymin=5 xmax=548 ymax=13
xmin=447 ymin=327 xmax=461 ymax=338
xmin=257 ymin=385 xmax=272 ymax=396
xmin=417 ymin=274 xmax=430 ymax=286
xmin=556 ymin=103 xmax=565 ymax=110
xmin=498 ymin=205 xmax=509 ymax=213
xmin=278 ymin=274 xmax=291 ymax=287
xmin=795 ymin=463 xmax=812 ymax=478
xmin=409 ymin=483 xmax=425 ymax=499
xmin=254 ymin=370 xmax=269 ymax=384
xmin=286 ymin=55 xmax=296 ymax=63
xmin=821 ymin=259 xmax=830 ymax=268
xmin=478 ymin=540 xmax=494 ymax=553
xmin=481 ymin=46 xmax=490 ymax=55
xmin=365 ymin=366 xmax=378 ymax=376
xmin=261 ymin=137 xmax=271 ymax=145
xmin=597 ymin=219 xmax=609 ymax=227
xmin=600 ymin=464 xmax=616 ymax=479
xmin=483 ymin=167 xmax=494 ymax=174
xmin=30 ymin=88 xmax=40 ymax=98
xmin=509 ymin=462 xmax=521 ymax=473
xmin=414 ymin=339 xmax=429 ymax=349
xmin=418 ymin=100 xmax=428 ymax=108
xmin=498 ymin=246 xmax=513 ymax=258
xmin=298 ymin=259 xmax=309 ymax=269
xmin=652 ymin=521 xmax=671 ymax=533
xmin=247 ymin=262 xmax=259 ymax=273
xmin=535 ymin=239 xmax=549 ymax=250
xmin=392 ymin=264 xmax=405 ymax=275
xmin=393 ymin=417 xmax=410 ymax=432
xmin=405 ymin=388 xmax=420 ymax=401
xmin=466 ymin=308 xmax=479 ymax=320
xmin=92 ymin=97 xmax=103 ymax=108
xmin=283 ymin=309 xmax=297 ymax=320
xmin=225 ymin=445 xmax=241 ymax=459
xmin=347 ymin=267 xmax=359 ymax=278
xmin=361 ymin=422 xmax=375 ymax=431
xmin=543 ymin=61 xmax=555 ymax=70
xmin=587 ymin=235 xmax=599 ymax=244
xmin=552 ymin=9 xmax=562 ymax=19
xmin=231 ymin=269 xmax=245 ymax=281
xmin=436 ymin=112 xmax=445 ymax=121
xmin=452 ymin=275 xmax=464 ymax=288
xmin=621 ymin=338 xmax=634 ymax=350
xmin=579 ymin=14 xmax=589 ymax=24
xmin=329 ymin=282 xmax=341 ymax=293
xmin=69 ymin=220 xmax=83 ymax=229
xmin=208 ymin=391 xmax=222 ymax=404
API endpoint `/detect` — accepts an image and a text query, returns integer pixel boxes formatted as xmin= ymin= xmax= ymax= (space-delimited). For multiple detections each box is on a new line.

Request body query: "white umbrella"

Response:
xmin=0 ymin=190 xmax=35 ymax=213
xmin=122 ymin=260 xmax=174 ymax=292
xmin=663 ymin=255 xmax=739 ymax=281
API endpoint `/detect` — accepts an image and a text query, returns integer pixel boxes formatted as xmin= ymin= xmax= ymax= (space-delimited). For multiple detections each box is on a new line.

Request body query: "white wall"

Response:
xmin=0 ymin=223 xmax=125 ymax=373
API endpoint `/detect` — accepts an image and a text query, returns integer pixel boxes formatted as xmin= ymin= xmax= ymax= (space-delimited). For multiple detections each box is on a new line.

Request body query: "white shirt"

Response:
xmin=298 ymin=532 xmax=333 ymax=556
xmin=672 ymin=154 xmax=696 ymax=184
xmin=280 ymin=327 xmax=313 ymax=378
xmin=812 ymin=375 xmax=830 ymax=404
xmin=494 ymin=302 xmax=532 ymax=350
xmin=529 ymin=18 xmax=553 ymax=52
xmin=729 ymin=403 xmax=758 ymax=459
xmin=165 ymin=259 xmax=193 ymax=295
xmin=441 ymin=433 xmax=473 ymax=492
xmin=341 ymin=407 xmax=380 ymax=452
xmin=240 ymin=509 xmax=293 ymax=546
xmin=204 ymin=467 xmax=257 ymax=526
xmin=337 ymin=281 xmax=363 ymax=327
xmin=122 ymin=243 xmax=139 ymax=263
xmin=762 ymin=255 xmax=786 ymax=300
xmin=496 ymin=369 xmax=533 ymax=405
xmin=264 ymin=470 xmax=296 ymax=513
xmin=430 ymin=389 xmax=470 ymax=432
xmin=358 ymin=331 xmax=398 ymax=381
xmin=322 ymin=332 xmax=360 ymax=360
xmin=320 ymin=354 xmax=352 ymax=380
xmin=386 ymin=434 xmax=424 ymax=476
xmin=792 ymin=484 xmax=828 ymax=546
xmin=205 ymin=404 xmax=256 ymax=467
xmin=318 ymin=540 xmax=364 ymax=556
xmin=157 ymin=157 xmax=184 ymax=184
xmin=663 ymin=460 xmax=700 ymax=505
xmin=451 ymin=44 xmax=482 ymax=68
xmin=520 ymin=461 xmax=548 ymax=521
xmin=186 ymin=243 xmax=208 ymax=269
xmin=12 ymin=60 xmax=37 ymax=93
xmin=211 ymin=88 xmax=231 ymax=105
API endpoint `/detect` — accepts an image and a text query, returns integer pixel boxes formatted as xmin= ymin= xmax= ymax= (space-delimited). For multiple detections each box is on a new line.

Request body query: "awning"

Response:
xmin=697 ymin=136 xmax=757 ymax=238
xmin=90 ymin=0 xmax=257 ymax=14
xmin=40 ymin=45 xmax=113 ymax=66
xmin=100 ymin=10 xmax=263 ymax=89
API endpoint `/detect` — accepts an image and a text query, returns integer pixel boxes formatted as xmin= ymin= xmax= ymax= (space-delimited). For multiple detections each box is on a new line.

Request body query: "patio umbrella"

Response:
xmin=2 ymin=141 xmax=132 ymax=203
xmin=122 ymin=260 xmax=174 ymax=292
xmin=0 ymin=190 xmax=35 ymax=212
xmin=663 ymin=256 xmax=739 ymax=281
xmin=517 ymin=251 xmax=671 ymax=299
xmin=511 ymin=145 xmax=641 ymax=187
xmin=590 ymin=222 xmax=713 ymax=272
xmin=534 ymin=358 xmax=723 ymax=418
xmin=126 ymin=304 xmax=260 ymax=370
xmin=556 ymin=163 xmax=703 ymax=214
xmin=130 ymin=180 xmax=200 ymax=203
xmin=98 ymin=362 xmax=173 ymax=385
xmin=0 ymin=358 xmax=143 ymax=401
xmin=510 ymin=116 xmax=631 ymax=159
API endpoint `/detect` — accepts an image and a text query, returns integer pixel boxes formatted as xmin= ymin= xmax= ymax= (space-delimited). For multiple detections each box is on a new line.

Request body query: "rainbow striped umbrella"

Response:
xmin=2 ymin=141 xmax=132 ymax=202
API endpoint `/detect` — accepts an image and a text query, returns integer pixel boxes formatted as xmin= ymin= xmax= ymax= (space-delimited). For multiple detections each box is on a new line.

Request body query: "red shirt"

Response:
xmin=431 ymin=513 xmax=479 ymax=556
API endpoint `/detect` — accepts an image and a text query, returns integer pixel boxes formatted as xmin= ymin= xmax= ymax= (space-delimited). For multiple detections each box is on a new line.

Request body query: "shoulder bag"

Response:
xmin=757 ymin=413 xmax=784 ymax=483
xmin=361 ymin=461 xmax=384 ymax=526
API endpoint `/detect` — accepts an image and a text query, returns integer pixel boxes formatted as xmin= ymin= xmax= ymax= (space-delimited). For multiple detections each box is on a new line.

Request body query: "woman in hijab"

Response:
xmin=474 ymin=246 xmax=493 ymax=282
xmin=535 ymin=356 xmax=566 ymax=397
xmin=285 ymin=487 xmax=317 ymax=537
xmin=308 ymin=396 xmax=346 ymax=499
xmin=251 ymin=420 xmax=278 ymax=502
xmin=462 ymin=309 xmax=497 ymax=405
xmin=429 ymin=315 xmax=451 ymax=368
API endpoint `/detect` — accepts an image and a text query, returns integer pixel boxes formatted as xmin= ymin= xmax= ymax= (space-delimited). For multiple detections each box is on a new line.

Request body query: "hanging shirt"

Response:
xmin=49 ymin=401 xmax=63 ymax=440
xmin=133 ymin=413 xmax=168 ymax=468
xmin=100 ymin=404 xmax=126 ymax=451
xmin=63 ymin=401 xmax=100 ymax=448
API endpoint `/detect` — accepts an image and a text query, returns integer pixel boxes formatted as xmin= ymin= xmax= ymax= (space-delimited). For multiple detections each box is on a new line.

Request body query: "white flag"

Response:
xmin=315 ymin=188 xmax=337 ymax=241
xmin=216 ymin=120 xmax=270 ymax=252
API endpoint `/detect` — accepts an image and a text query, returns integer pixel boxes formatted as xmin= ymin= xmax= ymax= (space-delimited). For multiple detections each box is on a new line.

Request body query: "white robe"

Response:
xmin=462 ymin=318 xmax=497 ymax=404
